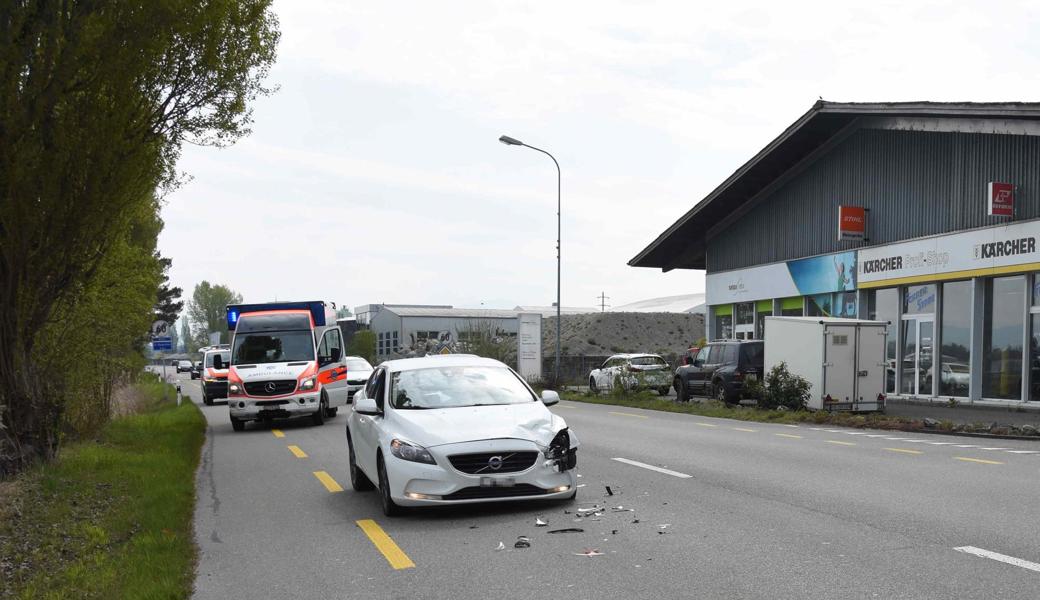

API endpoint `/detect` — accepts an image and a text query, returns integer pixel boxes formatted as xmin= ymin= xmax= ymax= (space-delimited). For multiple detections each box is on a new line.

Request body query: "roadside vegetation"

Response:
xmin=0 ymin=380 xmax=205 ymax=599
xmin=0 ymin=2 xmax=280 ymax=475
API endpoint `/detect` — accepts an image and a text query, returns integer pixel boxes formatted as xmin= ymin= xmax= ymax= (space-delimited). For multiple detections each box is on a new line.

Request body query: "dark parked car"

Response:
xmin=673 ymin=340 xmax=764 ymax=403
xmin=190 ymin=361 xmax=202 ymax=380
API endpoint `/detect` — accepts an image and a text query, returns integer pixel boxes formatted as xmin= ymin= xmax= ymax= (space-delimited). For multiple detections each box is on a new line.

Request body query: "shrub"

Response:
xmin=757 ymin=362 xmax=811 ymax=411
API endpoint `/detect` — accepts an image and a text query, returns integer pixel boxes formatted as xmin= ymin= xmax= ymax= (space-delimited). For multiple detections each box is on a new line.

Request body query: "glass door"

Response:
xmin=901 ymin=317 xmax=934 ymax=396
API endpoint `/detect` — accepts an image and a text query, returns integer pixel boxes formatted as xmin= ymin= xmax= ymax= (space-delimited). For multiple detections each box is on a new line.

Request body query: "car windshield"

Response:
xmin=390 ymin=366 xmax=536 ymax=409
xmin=346 ymin=358 xmax=372 ymax=371
xmin=206 ymin=351 xmax=231 ymax=367
xmin=231 ymin=331 xmax=314 ymax=364
xmin=629 ymin=356 xmax=666 ymax=366
xmin=740 ymin=343 xmax=764 ymax=366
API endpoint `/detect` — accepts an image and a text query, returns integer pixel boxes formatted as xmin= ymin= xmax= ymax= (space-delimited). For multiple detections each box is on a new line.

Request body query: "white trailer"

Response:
xmin=763 ymin=316 xmax=887 ymax=412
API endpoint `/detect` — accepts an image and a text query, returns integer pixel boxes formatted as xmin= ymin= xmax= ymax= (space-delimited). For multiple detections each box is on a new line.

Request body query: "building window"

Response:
xmin=834 ymin=291 xmax=857 ymax=318
xmin=807 ymin=293 xmax=832 ymax=317
xmin=900 ymin=285 xmax=936 ymax=396
xmin=868 ymin=288 xmax=899 ymax=394
xmin=713 ymin=305 xmax=733 ymax=339
xmin=735 ymin=303 xmax=754 ymax=339
xmin=940 ymin=281 xmax=972 ymax=397
xmin=983 ymin=276 xmax=1024 ymax=400
xmin=755 ymin=300 xmax=772 ymax=339
xmin=780 ymin=296 xmax=803 ymax=317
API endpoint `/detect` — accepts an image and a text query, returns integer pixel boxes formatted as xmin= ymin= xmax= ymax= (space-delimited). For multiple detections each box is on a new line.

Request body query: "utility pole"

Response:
xmin=598 ymin=292 xmax=610 ymax=312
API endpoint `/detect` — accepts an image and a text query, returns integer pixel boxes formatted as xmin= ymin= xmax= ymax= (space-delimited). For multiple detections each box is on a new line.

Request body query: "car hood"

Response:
xmin=389 ymin=402 xmax=567 ymax=448
xmin=347 ymin=369 xmax=373 ymax=381
xmin=230 ymin=361 xmax=314 ymax=382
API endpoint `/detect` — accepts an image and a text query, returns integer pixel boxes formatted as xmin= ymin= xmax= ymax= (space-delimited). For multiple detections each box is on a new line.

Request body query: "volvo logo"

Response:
xmin=265 ymin=382 xmax=277 ymax=393
xmin=487 ymin=456 xmax=503 ymax=471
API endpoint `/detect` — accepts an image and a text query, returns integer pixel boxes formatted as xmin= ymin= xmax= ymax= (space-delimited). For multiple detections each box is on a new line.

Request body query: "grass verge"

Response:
xmin=0 ymin=379 xmax=205 ymax=599
xmin=559 ymin=390 xmax=1031 ymax=434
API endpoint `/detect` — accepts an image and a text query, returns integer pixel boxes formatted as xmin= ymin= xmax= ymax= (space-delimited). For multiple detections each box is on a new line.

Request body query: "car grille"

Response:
xmin=442 ymin=484 xmax=548 ymax=501
xmin=244 ymin=380 xmax=297 ymax=396
xmin=448 ymin=451 xmax=539 ymax=474
xmin=256 ymin=400 xmax=289 ymax=407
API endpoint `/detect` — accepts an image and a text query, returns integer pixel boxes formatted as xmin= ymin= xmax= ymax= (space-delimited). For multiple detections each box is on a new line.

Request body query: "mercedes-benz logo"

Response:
xmin=487 ymin=456 xmax=503 ymax=471
xmin=265 ymin=382 xmax=277 ymax=393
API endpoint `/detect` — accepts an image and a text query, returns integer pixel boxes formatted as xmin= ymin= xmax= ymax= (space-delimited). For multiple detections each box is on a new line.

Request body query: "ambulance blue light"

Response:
xmin=226 ymin=301 xmax=328 ymax=330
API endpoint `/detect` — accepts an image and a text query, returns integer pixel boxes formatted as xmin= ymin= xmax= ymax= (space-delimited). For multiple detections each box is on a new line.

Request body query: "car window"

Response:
xmin=695 ymin=347 xmax=710 ymax=363
xmin=630 ymin=356 xmax=667 ymax=366
xmin=601 ymin=358 xmax=612 ymax=369
xmin=706 ymin=345 xmax=722 ymax=363
xmin=364 ymin=367 xmax=381 ymax=399
xmin=389 ymin=366 xmax=536 ymax=409
xmin=740 ymin=343 xmax=764 ymax=367
xmin=722 ymin=345 xmax=738 ymax=364
xmin=326 ymin=329 xmax=342 ymax=360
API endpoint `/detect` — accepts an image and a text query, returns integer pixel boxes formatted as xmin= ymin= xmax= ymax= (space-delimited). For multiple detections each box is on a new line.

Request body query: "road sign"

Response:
xmin=152 ymin=337 xmax=173 ymax=351
xmin=152 ymin=320 xmax=170 ymax=337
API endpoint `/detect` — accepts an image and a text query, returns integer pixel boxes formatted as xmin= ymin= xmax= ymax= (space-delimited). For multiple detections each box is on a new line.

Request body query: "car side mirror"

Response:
xmin=541 ymin=390 xmax=560 ymax=406
xmin=212 ymin=355 xmax=223 ymax=369
xmin=354 ymin=396 xmax=380 ymax=416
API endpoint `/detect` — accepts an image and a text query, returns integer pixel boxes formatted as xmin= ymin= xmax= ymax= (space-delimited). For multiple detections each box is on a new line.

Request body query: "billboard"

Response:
xmin=516 ymin=312 xmax=542 ymax=382
xmin=838 ymin=206 xmax=866 ymax=241
xmin=988 ymin=182 xmax=1014 ymax=217
xmin=706 ymin=250 xmax=857 ymax=304
xmin=786 ymin=251 xmax=857 ymax=295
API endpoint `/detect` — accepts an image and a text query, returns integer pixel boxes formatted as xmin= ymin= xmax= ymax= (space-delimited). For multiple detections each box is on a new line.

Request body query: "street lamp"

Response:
xmin=499 ymin=134 xmax=562 ymax=386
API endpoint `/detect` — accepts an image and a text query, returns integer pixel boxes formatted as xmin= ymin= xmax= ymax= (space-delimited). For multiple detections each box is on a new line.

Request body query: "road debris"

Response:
xmin=535 ymin=517 xmax=548 ymax=527
xmin=495 ymin=542 xmax=505 ymax=550
xmin=605 ymin=486 xmax=614 ymax=496
xmin=658 ymin=524 xmax=671 ymax=529
xmin=574 ymin=549 xmax=604 ymax=557
xmin=515 ymin=536 xmax=531 ymax=549
xmin=611 ymin=506 xmax=633 ymax=512
xmin=548 ymin=528 xmax=585 ymax=534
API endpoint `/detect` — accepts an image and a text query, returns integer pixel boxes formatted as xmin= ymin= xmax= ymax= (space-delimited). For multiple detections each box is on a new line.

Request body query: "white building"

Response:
xmin=369 ymin=306 xmax=524 ymax=359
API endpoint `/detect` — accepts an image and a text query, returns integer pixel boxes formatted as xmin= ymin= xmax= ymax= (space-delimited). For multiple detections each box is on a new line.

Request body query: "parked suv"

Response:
xmin=673 ymin=340 xmax=764 ymax=403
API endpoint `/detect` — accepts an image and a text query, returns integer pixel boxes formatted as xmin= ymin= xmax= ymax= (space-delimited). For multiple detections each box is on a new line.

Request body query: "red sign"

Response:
xmin=988 ymin=182 xmax=1014 ymax=217
xmin=838 ymin=205 xmax=866 ymax=241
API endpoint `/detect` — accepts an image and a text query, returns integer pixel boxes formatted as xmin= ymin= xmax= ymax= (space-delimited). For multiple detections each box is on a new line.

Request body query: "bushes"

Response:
xmin=749 ymin=362 xmax=811 ymax=411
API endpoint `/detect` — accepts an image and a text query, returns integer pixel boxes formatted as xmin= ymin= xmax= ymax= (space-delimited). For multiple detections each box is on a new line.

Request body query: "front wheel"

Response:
xmin=312 ymin=396 xmax=326 ymax=426
xmin=714 ymin=381 xmax=730 ymax=404
xmin=377 ymin=454 xmax=402 ymax=517
xmin=589 ymin=377 xmax=598 ymax=395
xmin=230 ymin=416 xmax=245 ymax=432
xmin=348 ymin=433 xmax=374 ymax=491
xmin=675 ymin=378 xmax=689 ymax=402
xmin=326 ymin=406 xmax=338 ymax=418
xmin=657 ymin=386 xmax=670 ymax=396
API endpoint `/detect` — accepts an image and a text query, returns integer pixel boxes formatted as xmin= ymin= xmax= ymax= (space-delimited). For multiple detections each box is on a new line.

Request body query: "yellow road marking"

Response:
xmin=356 ymin=519 xmax=416 ymax=570
xmin=885 ymin=448 xmax=922 ymax=455
xmin=313 ymin=471 xmax=343 ymax=492
xmin=609 ymin=411 xmax=648 ymax=419
xmin=694 ymin=422 xmax=717 ymax=428
xmin=955 ymin=457 xmax=1004 ymax=465
xmin=826 ymin=440 xmax=856 ymax=446
xmin=776 ymin=433 xmax=803 ymax=439
xmin=733 ymin=427 xmax=757 ymax=433
xmin=272 ymin=429 xmax=285 ymax=438
xmin=288 ymin=445 xmax=308 ymax=458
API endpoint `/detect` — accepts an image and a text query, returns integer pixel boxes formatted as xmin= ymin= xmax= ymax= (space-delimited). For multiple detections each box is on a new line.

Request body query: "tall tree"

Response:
xmin=336 ymin=305 xmax=353 ymax=319
xmin=187 ymin=282 xmax=243 ymax=345
xmin=169 ymin=317 xmax=180 ymax=353
xmin=0 ymin=1 xmax=280 ymax=474
xmin=154 ymin=256 xmax=183 ymax=326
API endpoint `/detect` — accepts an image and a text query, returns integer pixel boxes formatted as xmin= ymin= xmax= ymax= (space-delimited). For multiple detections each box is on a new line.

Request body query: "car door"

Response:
xmin=318 ymin=328 xmax=348 ymax=407
xmin=594 ymin=358 xmax=612 ymax=389
xmin=690 ymin=346 xmax=712 ymax=392
xmin=354 ymin=367 xmax=386 ymax=475
xmin=604 ymin=357 xmax=622 ymax=390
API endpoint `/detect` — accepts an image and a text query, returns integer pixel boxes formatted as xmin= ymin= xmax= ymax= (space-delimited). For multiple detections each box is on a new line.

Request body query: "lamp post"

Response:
xmin=499 ymin=134 xmax=562 ymax=386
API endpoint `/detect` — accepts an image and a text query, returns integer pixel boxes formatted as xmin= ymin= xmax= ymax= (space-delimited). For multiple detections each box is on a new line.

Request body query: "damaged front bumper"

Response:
xmin=386 ymin=435 xmax=579 ymax=507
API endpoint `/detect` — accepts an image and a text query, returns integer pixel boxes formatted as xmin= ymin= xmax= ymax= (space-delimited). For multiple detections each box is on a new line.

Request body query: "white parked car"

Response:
xmin=346 ymin=354 xmax=578 ymax=516
xmin=344 ymin=356 xmax=374 ymax=403
xmin=588 ymin=353 xmax=672 ymax=395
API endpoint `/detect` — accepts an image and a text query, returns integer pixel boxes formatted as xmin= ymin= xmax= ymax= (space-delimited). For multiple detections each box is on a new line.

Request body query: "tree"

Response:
xmin=0 ymin=1 xmax=280 ymax=474
xmin=187 ymin=282 xmax=243 ymax=345
xmin=336 ymin=305 xmax=353 ymax=319
xmin=169 ymin=318 xmax=180 ymax=354
xmin=179 ymin=319 xmax=194 ymax=354
xmin=154 ymin=256 xmax=184 ymax=325
xmin=347 ymin=331 xmax=376 ymax=364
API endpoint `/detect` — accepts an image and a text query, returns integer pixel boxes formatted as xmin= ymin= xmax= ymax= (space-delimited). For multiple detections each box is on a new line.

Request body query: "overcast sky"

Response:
xmin=160 ymin=0 xmax=1040 ymax=318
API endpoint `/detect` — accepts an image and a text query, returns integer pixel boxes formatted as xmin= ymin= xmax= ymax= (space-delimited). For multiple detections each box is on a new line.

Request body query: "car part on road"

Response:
xmin=495 ymin=542 xmax=505 ymax=550
xmin=535 ymin=517 xmax=547 ymax=526
xmin=514 ymin=536 xmax=531 ymax=548
xmin=605 ymin=485 xmax=613 ymax=496
xmin=548 ymin=528 xmax=584 ymax=534
xmin=574 ymin=549 xmax=603 ymax=556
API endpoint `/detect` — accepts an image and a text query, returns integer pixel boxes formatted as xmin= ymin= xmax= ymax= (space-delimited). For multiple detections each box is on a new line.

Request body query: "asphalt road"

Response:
xmin=175 ymin=372 xmax=1040 ymax=599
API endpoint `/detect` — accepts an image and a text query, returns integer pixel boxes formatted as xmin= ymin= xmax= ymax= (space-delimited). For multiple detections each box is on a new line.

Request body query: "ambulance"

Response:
xmin=200 ymin=346 xmax=231 ymax=405
xmin=217 ymin=301 xmax=349 ymax=432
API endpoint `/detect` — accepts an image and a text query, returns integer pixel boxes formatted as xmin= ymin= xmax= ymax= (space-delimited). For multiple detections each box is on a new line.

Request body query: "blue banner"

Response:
xmin=786 ymin=251 xmax=857 ymax=296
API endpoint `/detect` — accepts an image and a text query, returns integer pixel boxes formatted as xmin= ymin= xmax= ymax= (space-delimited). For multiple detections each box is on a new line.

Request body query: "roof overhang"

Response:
xmin=629 ymin=101 xmax=1040 ymax=272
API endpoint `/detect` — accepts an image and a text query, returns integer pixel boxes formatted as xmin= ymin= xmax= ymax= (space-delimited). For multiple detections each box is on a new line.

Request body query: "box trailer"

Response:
xmin=763 ymin=316 xmax=887 ymax=412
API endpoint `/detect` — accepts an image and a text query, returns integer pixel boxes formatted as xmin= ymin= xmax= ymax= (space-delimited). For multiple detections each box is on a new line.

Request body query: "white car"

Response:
xmin=588 ymin=353 xmax=672 ymax=395
xmin=346 ymin=354 xmax=578 ymax=516
xmin=344 ymin=356 xmax=374 ymax=403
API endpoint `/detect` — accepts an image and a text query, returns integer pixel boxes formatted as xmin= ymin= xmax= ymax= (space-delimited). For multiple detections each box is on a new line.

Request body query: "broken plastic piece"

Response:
xmin=495 ymin=542 xmax=505 ymax=550
xmin=548 ymin=528 xmax=585 ymax=534
xmin=515 ymin=536 xmax=531 ymax=548
xmin=611 ymin=530 xmax=618 ymax=535
xmin=632 ymin=519 xmax=640 ymax=524
xmin=574 ymin=549 xmax=604 ymax=557
xmin=611 ymin=506 xmax=633 ymax=512
xmin=658 ymin=524 xmax=671 ymax=529
xmin=605 ymin=485 xmax=614 ymax=496
xmin=535 ymin=518 xmax=548 ymax=527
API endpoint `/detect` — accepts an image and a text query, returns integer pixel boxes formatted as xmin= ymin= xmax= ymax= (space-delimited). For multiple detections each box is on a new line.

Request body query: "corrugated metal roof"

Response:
xmin=384 ymin=307 xmax=521 ymax=319
xmin=629 ymin=100 xmax=1040 ymax=272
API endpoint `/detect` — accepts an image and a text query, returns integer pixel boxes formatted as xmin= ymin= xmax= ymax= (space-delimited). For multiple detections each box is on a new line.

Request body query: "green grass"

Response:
xmin=0 ymin=379 xmax=206 ymax=599
xmin=560 ymin=390 xmax=931 ymax=430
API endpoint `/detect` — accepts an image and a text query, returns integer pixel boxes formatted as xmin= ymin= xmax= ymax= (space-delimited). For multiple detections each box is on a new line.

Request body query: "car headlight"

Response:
xmin=389 ymin=439 xmax=435 ymax=465
xmin=229 ymin=383 xmax=241 ymax=394
xmin=299 ymin=376 xmax=316 ymax=391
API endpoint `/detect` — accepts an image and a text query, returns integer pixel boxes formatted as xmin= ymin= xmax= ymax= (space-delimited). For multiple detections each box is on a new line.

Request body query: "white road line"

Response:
xmin=927 ymin=442 xmax=956 ymax=445
xmin=1006 ymin=450 xmax=1040 ymax=454
xmin=884 ymin=437 xmax=910 ymax=441
xmin=979 ymin=447 xmax=1011 ymax=451
xmin=954 ymin=444 xmax=980 ymax=448
xmin=611 ymin=457 xmax=692 ymax=479
xmin=901 ymin=439 xmax=929 ymax=443
xmin=824 ymin=429 xmax=844 ymax=433
xmin=865 ymin=434 xmax=890 ymax=438
xmin=953 ymin=546 xmax=1040 ymax=573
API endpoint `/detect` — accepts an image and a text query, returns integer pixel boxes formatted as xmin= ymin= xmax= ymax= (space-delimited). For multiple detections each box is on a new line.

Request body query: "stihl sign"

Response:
xmin=988 ymin=182 xmax=1014 ymax=217
xmin=837 ymin=205 xmax=866 ymax=241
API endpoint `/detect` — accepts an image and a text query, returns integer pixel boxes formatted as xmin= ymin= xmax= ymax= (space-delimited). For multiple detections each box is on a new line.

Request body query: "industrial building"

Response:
xmin=368 ymin=306 xmax=525 ymax=360
xmin=631 ymin=101 xmax=1040 ymax=405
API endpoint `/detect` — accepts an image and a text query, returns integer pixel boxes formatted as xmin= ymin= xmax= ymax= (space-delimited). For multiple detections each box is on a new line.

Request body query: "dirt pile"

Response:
xmin=543 ymin=312 xmax=704 ymax=357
